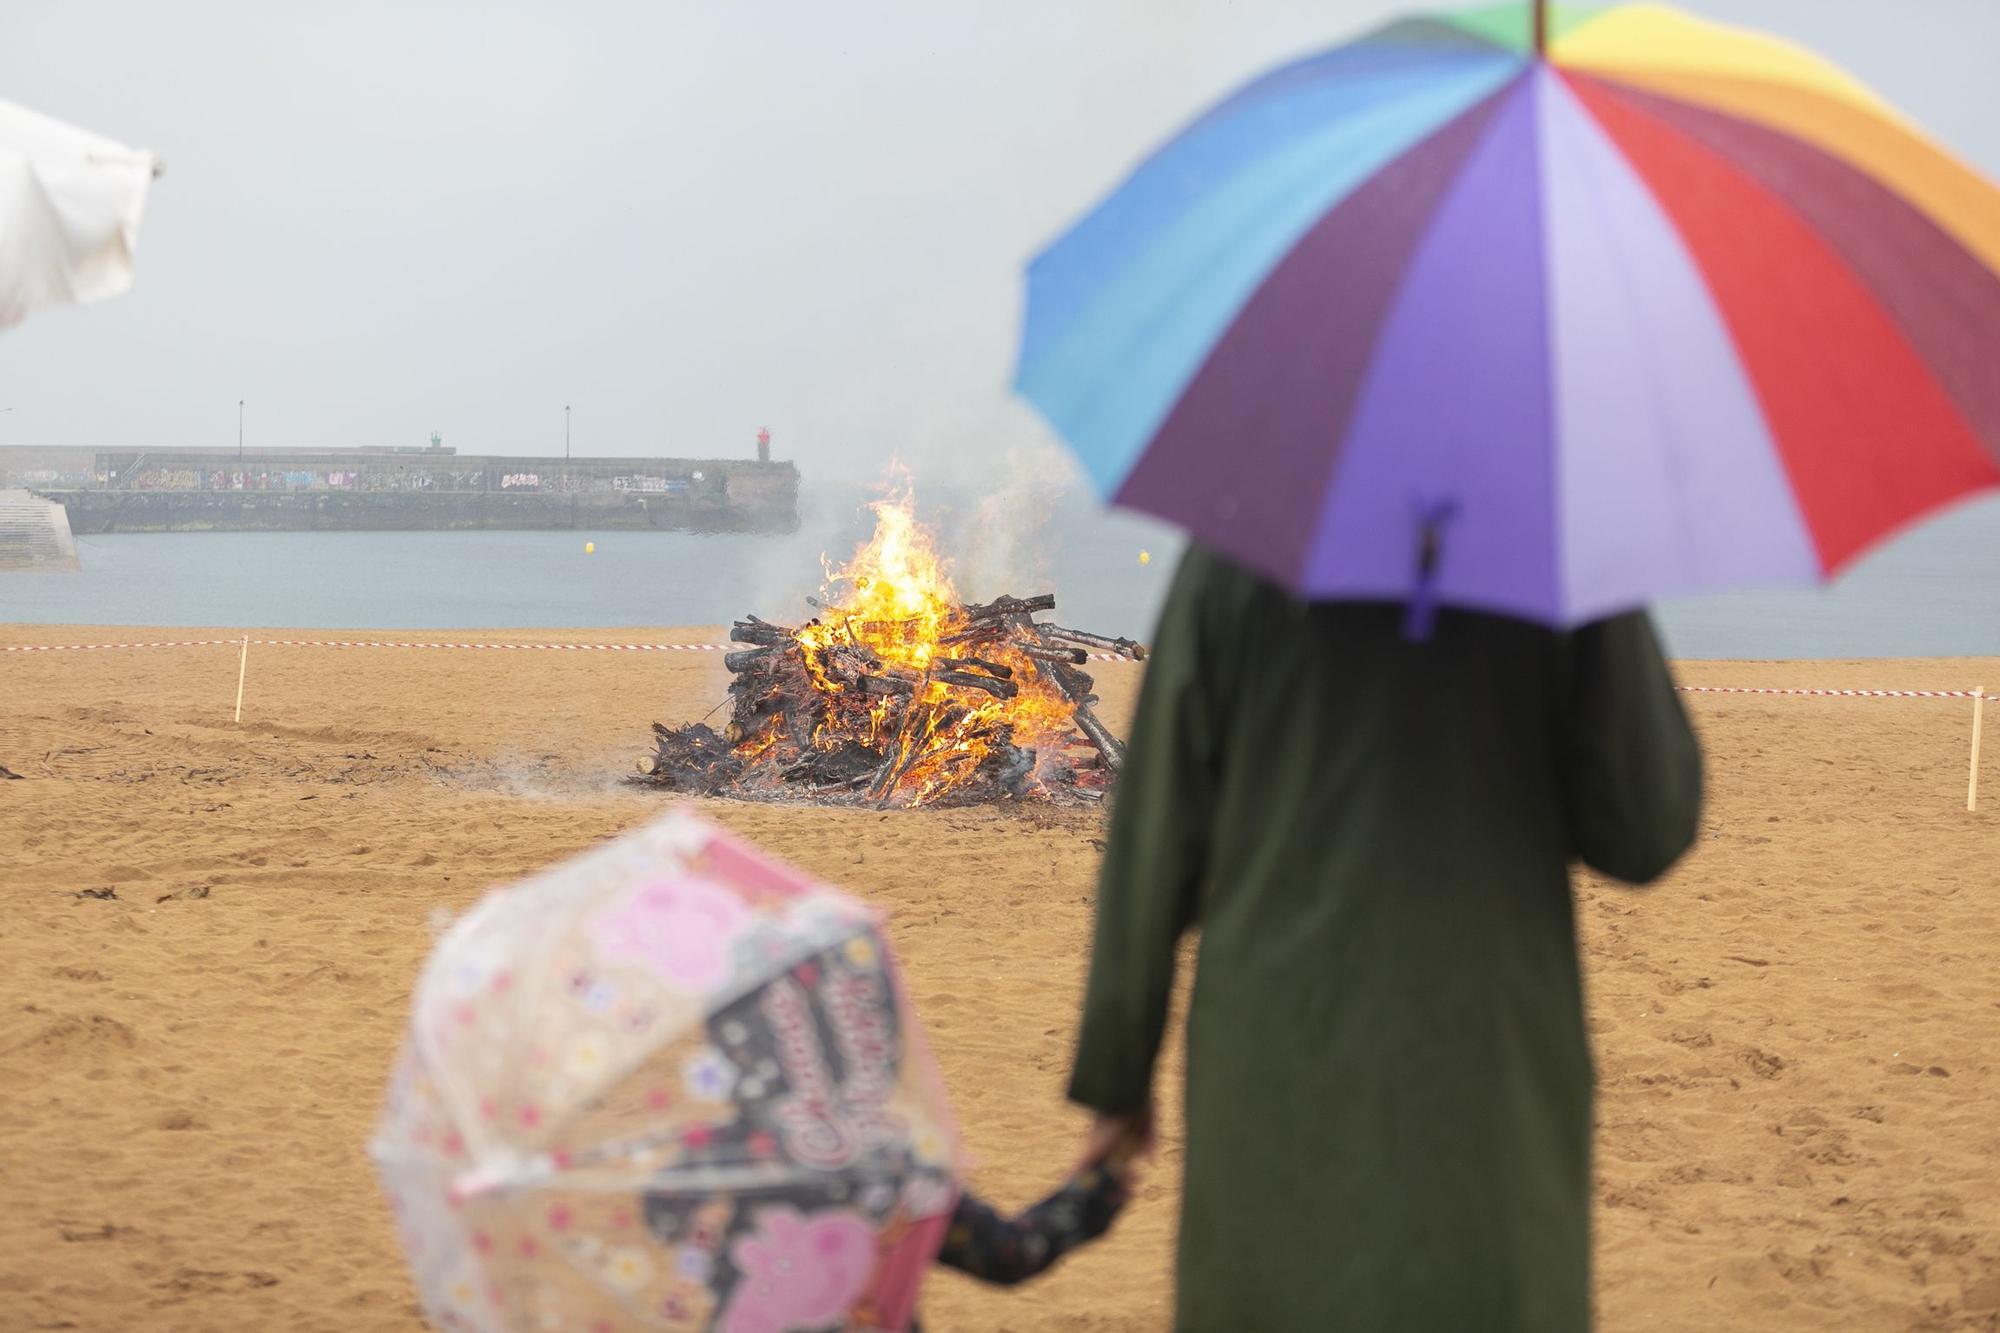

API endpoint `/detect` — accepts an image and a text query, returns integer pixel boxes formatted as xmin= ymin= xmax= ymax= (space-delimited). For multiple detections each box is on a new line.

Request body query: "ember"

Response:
xmin=637 ymin=495 xmax=1143 ymax=807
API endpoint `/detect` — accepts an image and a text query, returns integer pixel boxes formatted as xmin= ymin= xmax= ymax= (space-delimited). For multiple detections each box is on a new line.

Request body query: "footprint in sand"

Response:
xmin=57 ymin=1221 xmax=140 ymax=1244
xmin=1741 ymin=1048 xmax=1786 ymax=1079
xmin=10 ymin=1013 xmax=138 ymax=1058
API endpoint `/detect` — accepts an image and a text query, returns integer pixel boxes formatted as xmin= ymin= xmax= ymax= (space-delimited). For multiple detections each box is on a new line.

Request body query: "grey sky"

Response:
xmin=5 ymin=1 xmax=1997 ymax=489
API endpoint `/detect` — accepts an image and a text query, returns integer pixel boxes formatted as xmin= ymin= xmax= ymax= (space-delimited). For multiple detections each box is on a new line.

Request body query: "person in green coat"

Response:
xmin=1069 ymin=546 xmax=1702 ymax=1331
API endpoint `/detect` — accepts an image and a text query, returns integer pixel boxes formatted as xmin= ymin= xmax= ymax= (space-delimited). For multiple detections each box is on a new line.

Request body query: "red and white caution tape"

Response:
xmin=2 ymin=638 xmax=1138 ymax=661
xmin=1 ymin=639 xmax=241 ymax=652
xmin=0 ymin=638 xmax=731 ymax=653
xmin=0 ymin=639 xmax=1964 ymax=677
xmin=251 ymin=640 xmax=733 ymax=652
xmin=1676 ymin=685 xmax=1984 ymax=700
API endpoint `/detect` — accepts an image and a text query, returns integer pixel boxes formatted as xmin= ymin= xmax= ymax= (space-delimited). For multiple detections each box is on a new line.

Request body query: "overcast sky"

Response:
xmin=5 ymin=0 xmax=1998 ymax=489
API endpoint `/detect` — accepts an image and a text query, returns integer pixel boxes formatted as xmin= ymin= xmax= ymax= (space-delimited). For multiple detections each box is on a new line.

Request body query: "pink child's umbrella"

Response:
xmin=371 ymin=811 xmax=960 ymax=1332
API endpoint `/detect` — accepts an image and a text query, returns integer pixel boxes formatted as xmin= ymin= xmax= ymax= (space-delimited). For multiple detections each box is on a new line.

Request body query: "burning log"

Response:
xmin=935 ymin=655 xmax=1014 ymax=680
xmin=818 ymin=642 xmax=884 ymax=682
xmin=938 ymin=596 xmax=1057 ymax=648
xmin=724 ymin=647 xmax=776 ymax=673
xmin=932 ymin=670 xmax=1019 ymax=700
xmin=938 ymin=623 xmax=1004 ymax=648
xmin=858 ymin=672 xmax=918 ymax=697
xmin=866 ymin=746 xmax=913 ymax=803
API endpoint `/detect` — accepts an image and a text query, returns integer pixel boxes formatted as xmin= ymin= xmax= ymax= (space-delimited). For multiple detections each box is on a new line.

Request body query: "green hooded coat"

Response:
xmin=1069 ymin=547 xmax=1702 ymax=1331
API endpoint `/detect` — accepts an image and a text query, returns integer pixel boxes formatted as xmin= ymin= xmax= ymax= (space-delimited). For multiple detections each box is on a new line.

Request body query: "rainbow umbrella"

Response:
xmin=1015 ymin=2 xmax=2000 ymax=629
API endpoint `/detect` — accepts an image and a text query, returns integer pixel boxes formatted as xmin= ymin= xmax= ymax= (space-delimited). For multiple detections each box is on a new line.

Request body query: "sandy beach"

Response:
xmin=1 ymin=624 xmax=1996 ymax=1332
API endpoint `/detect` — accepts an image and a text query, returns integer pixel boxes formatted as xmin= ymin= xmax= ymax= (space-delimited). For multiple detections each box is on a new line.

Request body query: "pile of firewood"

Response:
xmin=637 ymin=593 xmax=1143 ymax=808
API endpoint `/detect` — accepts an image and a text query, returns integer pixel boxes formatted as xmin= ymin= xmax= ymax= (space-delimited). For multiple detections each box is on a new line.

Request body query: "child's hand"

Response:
xmin=1078 ymin=1105 xmax=1154 ymax=1174
xmin=1093 ymin=1154 xmax=1139 ymax=1209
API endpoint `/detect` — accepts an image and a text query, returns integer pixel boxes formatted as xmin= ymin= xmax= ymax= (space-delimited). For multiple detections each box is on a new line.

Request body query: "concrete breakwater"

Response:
xmin=51 ymin=483 xmax=796 ymax=535
xmin=30 ymin=454 xmax=799 ymax=535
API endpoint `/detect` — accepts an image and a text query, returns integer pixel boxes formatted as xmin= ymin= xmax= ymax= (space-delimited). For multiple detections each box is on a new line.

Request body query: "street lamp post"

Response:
xmin=565 ymin=404 xmax=571 ymax=462
xmin=238 ymin=399 xmax=244 ymax=463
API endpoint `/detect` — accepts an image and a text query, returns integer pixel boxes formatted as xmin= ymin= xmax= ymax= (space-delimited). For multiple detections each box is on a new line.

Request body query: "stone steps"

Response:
xmin=0 ymin=490 xmax=80 ymax=571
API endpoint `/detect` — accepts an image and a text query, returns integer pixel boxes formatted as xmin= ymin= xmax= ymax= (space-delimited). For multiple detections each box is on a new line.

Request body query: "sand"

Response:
xmin=1 ymin=625 xmax=1996 ymax=1332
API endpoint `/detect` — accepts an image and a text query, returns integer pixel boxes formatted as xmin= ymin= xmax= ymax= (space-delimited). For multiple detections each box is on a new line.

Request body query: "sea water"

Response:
xmin=4 ymin=490 xmax=1999 ymax=659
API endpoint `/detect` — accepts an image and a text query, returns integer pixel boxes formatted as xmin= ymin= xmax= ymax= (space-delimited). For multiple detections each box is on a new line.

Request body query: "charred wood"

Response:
xmin=932 ymin=670 xmax=1019 ymax=700
xmin=961 ymin=593 xmax=1056 ymax=621
xmin=1020 ymin=629 xmax=1123 ymax=771
xmin=729 ymin=616 xmax=796 ymax=647
xmin=1012 ymin=642 xmax=1088 ymax=666
xmin=724 ymin=647 xmax=777 ymax=673
xmin=934 ymin=655 xmax=1014 ymax=680
xmin=1066 ymin=702 xmax=1126 ymax=771
xmin=1038 ymin=624 xmax=1146 ymax=660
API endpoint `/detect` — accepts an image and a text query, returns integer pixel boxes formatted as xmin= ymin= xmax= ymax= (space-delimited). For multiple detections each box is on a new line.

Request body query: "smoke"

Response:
xmin=777 ymin=258 xmax=1097 ymax=607
xmin=730 ymin=483 xmax=866 ymax=623
xmin=943 ymin=437 xmax=1080 ymax=602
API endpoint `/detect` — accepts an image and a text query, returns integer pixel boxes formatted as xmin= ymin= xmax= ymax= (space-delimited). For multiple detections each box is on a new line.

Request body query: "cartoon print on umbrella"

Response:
xmin=635 ymin=936 xmax=956 ymax=1331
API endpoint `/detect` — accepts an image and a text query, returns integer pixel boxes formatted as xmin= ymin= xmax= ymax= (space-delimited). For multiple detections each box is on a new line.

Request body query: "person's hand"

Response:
xmin=1077 ymin=1105 xmax=1155 ymax=1174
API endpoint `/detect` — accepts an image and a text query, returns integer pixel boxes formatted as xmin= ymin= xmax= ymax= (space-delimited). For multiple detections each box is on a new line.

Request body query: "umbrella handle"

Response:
xmin=449 ymin=1152 xmax=554 ymax=1203
xmin=1402 ymin=498 xmax=1459 ymax=643
xmin=450 ymin=1164 xmax=514 ymax=1203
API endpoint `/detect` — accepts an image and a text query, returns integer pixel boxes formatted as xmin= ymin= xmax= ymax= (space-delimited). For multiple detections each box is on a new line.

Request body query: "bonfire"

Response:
xmin=638 ymin=496 xmax=1143 ymax=807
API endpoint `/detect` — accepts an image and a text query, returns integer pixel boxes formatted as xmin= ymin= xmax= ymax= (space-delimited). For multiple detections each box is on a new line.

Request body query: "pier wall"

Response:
xmin=40 ymin=459 xmax=798 ymax=535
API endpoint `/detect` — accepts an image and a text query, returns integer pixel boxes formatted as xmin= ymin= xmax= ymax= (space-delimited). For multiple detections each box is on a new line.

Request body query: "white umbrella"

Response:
xmin=0 ymin=100 xmax=158 ymax=329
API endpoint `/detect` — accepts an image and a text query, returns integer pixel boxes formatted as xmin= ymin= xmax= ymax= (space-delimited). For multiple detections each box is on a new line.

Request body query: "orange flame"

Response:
xmin=804 ymin=489 xmax=958 ymax=672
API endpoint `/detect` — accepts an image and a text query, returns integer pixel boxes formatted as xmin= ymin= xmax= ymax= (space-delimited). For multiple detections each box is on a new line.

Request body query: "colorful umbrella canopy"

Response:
xmin=372 ymin=811 xmax=961 ymax=1333
xmin=0 ymin=100 xmax=157 ymax=330
xmin=1016 ymin=2 xmax=2000 ymax=627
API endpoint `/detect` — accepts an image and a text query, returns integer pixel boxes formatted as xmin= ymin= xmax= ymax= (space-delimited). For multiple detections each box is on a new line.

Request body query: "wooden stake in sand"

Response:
xmin=1969 ymin=687 xmax=1985 ymax=813
xmin=234 ymin=634 xmax=250 ymax=724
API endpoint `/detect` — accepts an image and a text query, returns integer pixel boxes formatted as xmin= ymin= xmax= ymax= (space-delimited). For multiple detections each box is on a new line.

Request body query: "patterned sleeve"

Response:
xmin=934 ymin=1167 xmax=1130 ymax=1286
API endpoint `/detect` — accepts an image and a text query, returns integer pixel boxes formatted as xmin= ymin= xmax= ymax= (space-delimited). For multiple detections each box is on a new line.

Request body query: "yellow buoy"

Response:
xmin=1138 ymin=549 xmax=1151 ymax=566
xmin=584 ymin=541 xmax=596 ymax=554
